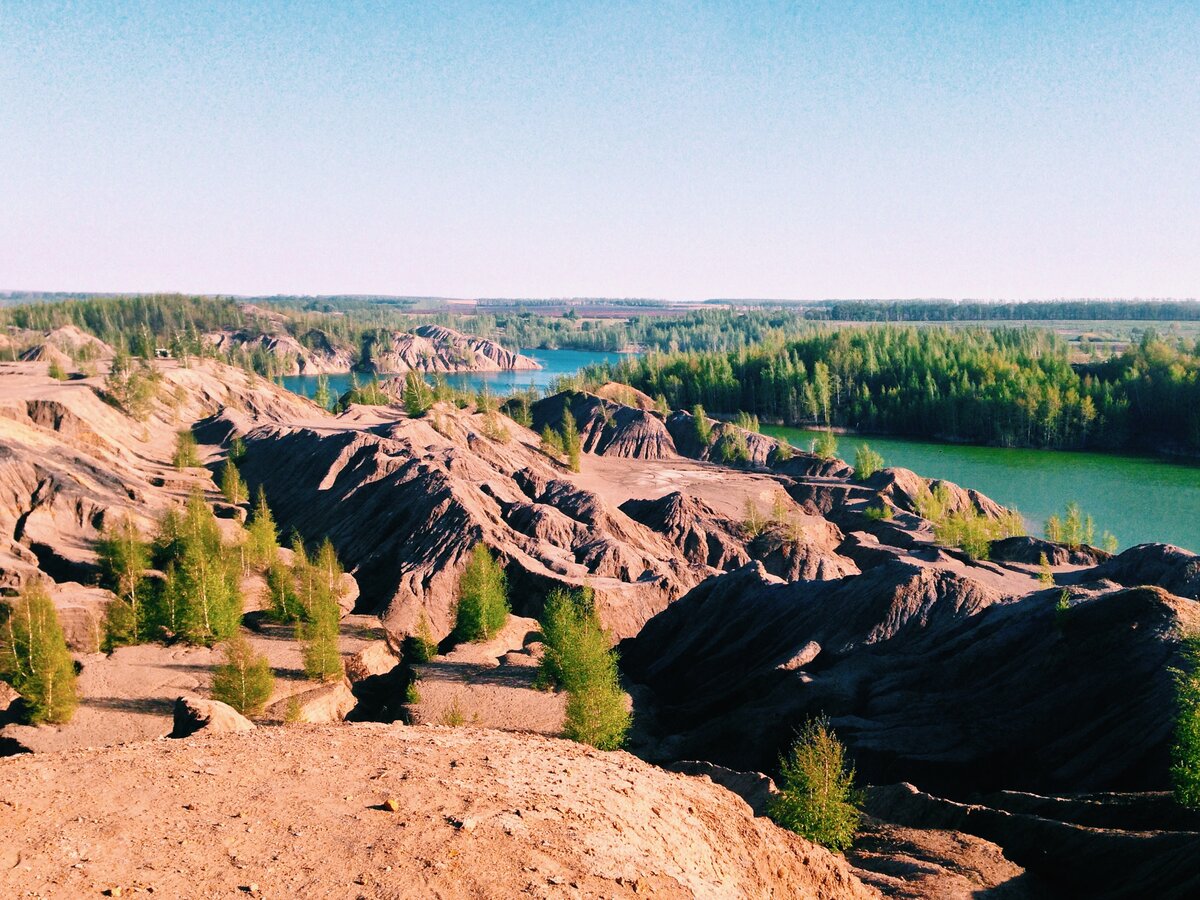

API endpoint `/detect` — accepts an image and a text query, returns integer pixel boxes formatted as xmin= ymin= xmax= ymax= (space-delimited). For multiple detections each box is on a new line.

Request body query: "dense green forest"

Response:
xmin=588 ymin=327 xmax=1200 ymax=452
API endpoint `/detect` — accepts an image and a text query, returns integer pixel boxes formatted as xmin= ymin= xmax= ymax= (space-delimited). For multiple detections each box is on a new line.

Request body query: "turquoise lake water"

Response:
xmin=281 ymin=348 xmax=627 ymax=400
xmin=764 ymin=426 xmax=1200 ymax=553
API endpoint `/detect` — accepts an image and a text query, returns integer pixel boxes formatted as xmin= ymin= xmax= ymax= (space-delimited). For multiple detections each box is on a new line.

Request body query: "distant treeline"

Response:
xmin=782 ymin=299 xmax=1200 ymax=322
xmin=589 ymin=326 xmax=1200 ymax=453
xmin=0 ymin=294 xmax=819 ymax=358
xmin=2 ymin=294 xmax=259 ymax=349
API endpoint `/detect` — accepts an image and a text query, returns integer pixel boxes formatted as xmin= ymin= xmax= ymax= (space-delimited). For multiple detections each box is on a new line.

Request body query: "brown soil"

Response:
xmin=0 ymin=724 xmax=875 ymax=899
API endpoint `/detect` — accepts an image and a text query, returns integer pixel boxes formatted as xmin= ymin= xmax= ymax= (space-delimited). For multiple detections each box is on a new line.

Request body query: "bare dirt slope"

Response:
xmin=0 ymin=724 xmax=875 ymax=900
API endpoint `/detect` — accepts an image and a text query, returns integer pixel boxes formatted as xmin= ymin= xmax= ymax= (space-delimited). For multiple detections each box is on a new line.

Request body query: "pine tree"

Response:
xmin=453 ymin=544 xmax=509 ymax=642
xmin=97 ymin=514 xmax=151 ymax=647
xmin=1171 ymin=636 xmax=1200 ymax=809
xmin=692 ymin=404 xmax=713 ymax=446
xmin=0 ymin=580 xmax=78 ymax=724
xmin=246 ymin=487 xmax=280 ymax=568
xmin=537 ymin=586 xmax=630 ymax=750
xmin=408 ymin=612 xmax=439 ymax=663
xmin=403 ymin=371 xmax=432 ymax=417
xmin=299 ymin=583 xmax=342 ymax=682
xmin=220 ymin=460 xmax=247 ymax=505
xmin=173 ymin=430 xmax=200 ymax=468
xmin=313 ymin=375 xmax=331 ymax=410
xmin=561 ymin=410 xmax=582 ymax=472
xmin=541 ymin=425 xmax=563 ymax=457
xmin=1038 ymin=552 xmax=1055 ymax=585
xmin=768 ymin=716 xmax=861 ymax=850
xmin=154 ymin=491 xmax=243 ymax=646
xmin=210 ymin=634 xmax=275 ymax=717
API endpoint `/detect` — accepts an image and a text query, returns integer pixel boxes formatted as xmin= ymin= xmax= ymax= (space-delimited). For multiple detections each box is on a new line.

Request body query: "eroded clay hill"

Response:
xmin=0 ymin=724 xmax=874 ymax=900
xmin=366 ymin=324 xmax=541 ymax=374
xmin=230 ymin=392 xmax=874 ymax=641
xmin=0 ymin=352 xmax=318 ymax=629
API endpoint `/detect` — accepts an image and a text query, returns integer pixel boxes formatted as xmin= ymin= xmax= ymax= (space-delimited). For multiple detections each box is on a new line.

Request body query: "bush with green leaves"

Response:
xmin=211 ymin=635 xmax=275 ymax=717
xmin=853 ymin=444 xmax=884 ymax=480
xmin=1038 ymin=552 xmax=1054 ymax=585
xmin=538 ymin=586 xmax=630 ymax=751
xmin=453 ymin=544 xmax=510 ymax=642
xmin=480 ymin=410 xmax=511 ymax=443
xmin=47 ymin=358 xmax=68 ymax=380
xmin=718 ymin=427 xmax=751 ymax=464
xmin=934 ymin=507 xmax=1025 ymax=560
xmin=914 ymin=483 xmax=1024 ymax=560
xmin=813 ymin=429 xmax=838 ymax=460
xmin=0 ymin=580 xmax=78 ymax=724
xmin=692 ymin=404 xmax=713 ymax=446
xmin=1045 ymin=501 xmax=1094 ymax=549
xmin=768 ymin=716 xmax=861 ymax=851
xmin=733 ymin=410 xmax=760 ymax=432
xmin=406 ymin=612 xmax=439 ymax=663
xmin=541 ymin=424 xmax=564 ymax=457
xmin=339 ymin=372 xmax=389 ymax=408
xmin=743 ymin=498 xmax=766 ymax=537
xmin=1171 ymin=635 xmax=1200 ymax=809
xmin=862 ymin=503 xmax=892 ymax=522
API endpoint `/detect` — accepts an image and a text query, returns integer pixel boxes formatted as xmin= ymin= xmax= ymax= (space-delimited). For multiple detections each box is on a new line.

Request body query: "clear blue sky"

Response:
xmin=1 ymin=1 xmax=1197 ymax=299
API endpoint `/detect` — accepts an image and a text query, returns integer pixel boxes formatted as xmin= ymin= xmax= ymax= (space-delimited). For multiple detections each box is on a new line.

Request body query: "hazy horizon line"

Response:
xmin=3 ymin=290 xmax=1198 ymax=305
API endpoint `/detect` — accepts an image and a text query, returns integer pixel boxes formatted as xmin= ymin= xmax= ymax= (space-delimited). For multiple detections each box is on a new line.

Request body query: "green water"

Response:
xmin=763 ymin=426 xmax=1200 ymax=553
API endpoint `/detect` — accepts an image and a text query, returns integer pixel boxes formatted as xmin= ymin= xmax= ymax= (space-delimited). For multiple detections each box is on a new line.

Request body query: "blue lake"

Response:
xmin=280 ymin=348 xmax=626 ymax=401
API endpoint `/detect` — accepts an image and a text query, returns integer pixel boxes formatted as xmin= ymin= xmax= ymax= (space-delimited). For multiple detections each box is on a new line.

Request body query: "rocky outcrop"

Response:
xmin=666 ymin=409 xmax=783 ymax=467
xmin=344 ymin=641 xmax=401 ymax=684
xmin=529 ymin=391 xmax=677 ymax=460
xmin=867 ymin=467 xmax=1012 ymax=521
xmin=1083 ymin=543 xmax=1200 ymax=599
xmin=266 ymin=679 xmax=356 ymax=724
xmin=747 ymin=524 xmax=861 ymax=582
xmin=620 ymin=492 xmax=748 ymax=569
xmin=865 ymin=782 xmax=1200 ymax=899
xmin=170 ymin=695 xmax=255 ymax=738
xmin=623 ymin=561 xmax=1200 ymax=796
xmin=366 ymin=324 xmax=540 ymax=374
xmin=991 ymin=535 xmax=1108 ymax=566
xmin=204 ymin=329 xmax=354 ymax=375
